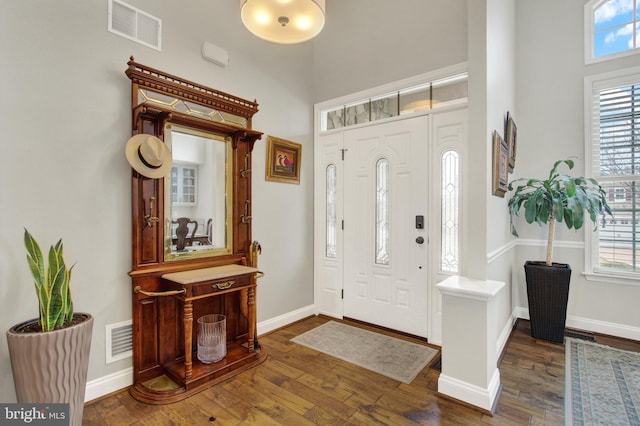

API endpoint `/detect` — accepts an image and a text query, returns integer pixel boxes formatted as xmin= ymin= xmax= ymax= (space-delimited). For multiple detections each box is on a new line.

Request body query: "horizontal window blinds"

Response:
xmin=593 ymin=82 xmax=640 ymax=178
xmin=591 ymin=76 xmax=640 ymax=272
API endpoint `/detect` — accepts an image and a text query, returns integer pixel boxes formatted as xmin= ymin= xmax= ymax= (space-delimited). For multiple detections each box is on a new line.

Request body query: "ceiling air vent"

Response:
xmin=108 ymin=0 xmax=161 ymax=51
xmin=106 ymin=320 xmax=133 ymax=364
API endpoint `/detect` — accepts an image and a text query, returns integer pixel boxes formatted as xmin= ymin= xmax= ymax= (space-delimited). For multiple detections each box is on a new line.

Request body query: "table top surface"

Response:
xmin=162 ymin=264 xmax=259 ymax=285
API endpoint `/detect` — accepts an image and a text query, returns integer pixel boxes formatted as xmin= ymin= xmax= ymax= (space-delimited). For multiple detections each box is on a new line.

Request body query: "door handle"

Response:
xmin=415 ymin=236 xmax=425 ymax=244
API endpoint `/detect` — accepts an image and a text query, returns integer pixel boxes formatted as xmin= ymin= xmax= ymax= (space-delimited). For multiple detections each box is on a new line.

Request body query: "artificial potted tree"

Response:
xmin=5 ymin=229 xmax=93 ymax=426
xmin=508 ymin=159 xmax=611 ymax=343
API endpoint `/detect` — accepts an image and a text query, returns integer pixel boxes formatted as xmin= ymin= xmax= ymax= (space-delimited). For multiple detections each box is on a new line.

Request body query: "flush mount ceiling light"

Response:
xmin=240 ymin=0 xmax=325 ymax=44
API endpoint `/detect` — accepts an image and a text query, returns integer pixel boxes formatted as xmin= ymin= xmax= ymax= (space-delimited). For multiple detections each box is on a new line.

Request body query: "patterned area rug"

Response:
xmin=290 ymin=321 xmax=438 ymax=384
xmin=566 ymin=337 xmax=640 ymax=425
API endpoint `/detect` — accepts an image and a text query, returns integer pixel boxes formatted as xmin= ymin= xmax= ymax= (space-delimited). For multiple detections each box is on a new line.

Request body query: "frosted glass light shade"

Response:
xmin=240 ymin=0 xmax=325 ymax=44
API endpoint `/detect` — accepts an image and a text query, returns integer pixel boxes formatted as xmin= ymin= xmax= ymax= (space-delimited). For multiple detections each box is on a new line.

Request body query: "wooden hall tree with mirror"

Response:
xmin=124 ymin=57 xmax=265 ymax=404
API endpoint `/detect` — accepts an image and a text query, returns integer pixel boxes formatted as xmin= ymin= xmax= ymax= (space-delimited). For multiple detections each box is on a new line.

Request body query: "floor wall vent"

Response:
xmin=565 ymin=330 xmax=597 ymax=342
xmin=106 ymin=320 xmax=133 ymax=364
xmin=108 ymin=0 xmax=162 ymax=51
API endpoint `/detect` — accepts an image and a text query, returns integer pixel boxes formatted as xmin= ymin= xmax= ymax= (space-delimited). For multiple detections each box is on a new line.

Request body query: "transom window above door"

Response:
xmin=320 ymin=73 xmax=468 ymax=132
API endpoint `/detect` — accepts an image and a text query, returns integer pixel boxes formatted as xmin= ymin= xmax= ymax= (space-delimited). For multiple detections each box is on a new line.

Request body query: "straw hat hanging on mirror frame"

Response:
xmin=125 ymin=134 xmax=173 ymax=179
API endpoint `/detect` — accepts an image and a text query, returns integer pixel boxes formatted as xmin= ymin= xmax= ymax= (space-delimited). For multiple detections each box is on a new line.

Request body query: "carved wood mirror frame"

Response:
xmin=125 ymin=57 xmax=262 ymax=274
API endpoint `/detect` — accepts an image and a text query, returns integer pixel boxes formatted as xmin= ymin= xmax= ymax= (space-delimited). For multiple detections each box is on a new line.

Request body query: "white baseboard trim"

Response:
xmin=315 ymin=310 xmax=343 ymax=320
xmin=84 ymin=305 xmax=317 ymax=403
xmin=514 ymin=306 xmax=529 ymax=320
xmin=85 ymin=367 xmax=133 ymax=402
xmin=515 ymin=306 xmax=640 ymax=341
xmin=566 ymin=315 xmax=640 ymax=341
xmin=438 ymin=369 xmax=501 ymax=412
xmin=257 ymin=304 xmax=316 ymax=336
xmin=497 ymin=312 xmax=517 ymax=357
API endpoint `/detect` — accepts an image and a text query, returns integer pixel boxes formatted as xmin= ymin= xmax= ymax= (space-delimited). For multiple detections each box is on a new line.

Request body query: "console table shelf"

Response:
xmin=164 ymin=340 xmax=259 ymax=389
xmin=162 ymin=264 xmax=260 ymax=385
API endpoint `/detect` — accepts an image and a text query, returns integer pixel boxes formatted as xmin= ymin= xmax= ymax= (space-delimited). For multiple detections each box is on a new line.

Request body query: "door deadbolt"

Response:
xmin=415 ymin=236 xmax=425 ymax=244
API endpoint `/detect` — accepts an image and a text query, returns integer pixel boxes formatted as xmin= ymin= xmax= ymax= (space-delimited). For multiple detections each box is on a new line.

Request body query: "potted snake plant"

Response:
xmin=5 ymin=229 xmax=93 ymax=426
xmin=508 ymin=159 xmax=612 ymax=343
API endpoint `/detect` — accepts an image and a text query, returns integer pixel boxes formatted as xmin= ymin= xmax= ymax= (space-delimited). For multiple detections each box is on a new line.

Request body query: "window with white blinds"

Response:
xmin=587 ymin=68 xmax=640 ymax=279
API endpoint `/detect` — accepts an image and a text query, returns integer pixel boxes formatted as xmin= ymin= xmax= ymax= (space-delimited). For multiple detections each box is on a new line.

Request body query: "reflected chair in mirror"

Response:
xmin=173 ymin=217 xmax=198 ymax=251
xmin=206 ymin=218 xmax=213 ymax=245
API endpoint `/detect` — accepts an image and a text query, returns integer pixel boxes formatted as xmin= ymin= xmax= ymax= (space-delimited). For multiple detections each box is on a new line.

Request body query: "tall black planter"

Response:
xmin=524 ymin=261 xmax=571 ymax=343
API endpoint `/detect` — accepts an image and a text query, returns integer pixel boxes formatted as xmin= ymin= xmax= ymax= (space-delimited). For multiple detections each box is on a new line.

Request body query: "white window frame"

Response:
xmin=171 ymin=163 xmax=198 ymax=206
xmin=318 ymin=67 xmax=468 ymax=133
xmin=584 ymin=66 xmax=640 ymax=286
xmin=585 ymin=0 xmax=640 ymax=64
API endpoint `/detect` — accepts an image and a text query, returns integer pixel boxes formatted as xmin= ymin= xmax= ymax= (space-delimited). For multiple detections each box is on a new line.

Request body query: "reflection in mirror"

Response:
xmin=164 ymin=123 xmax=232 ymax=261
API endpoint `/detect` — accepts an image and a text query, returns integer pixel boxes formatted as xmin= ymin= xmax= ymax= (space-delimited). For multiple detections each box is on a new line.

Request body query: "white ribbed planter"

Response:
xmin=6 ymin=313 xmax=93 ymax=426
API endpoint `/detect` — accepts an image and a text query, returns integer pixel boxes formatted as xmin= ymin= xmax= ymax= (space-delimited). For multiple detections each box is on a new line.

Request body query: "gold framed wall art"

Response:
xmin=265 ymin=136 xmax=301 ymax=184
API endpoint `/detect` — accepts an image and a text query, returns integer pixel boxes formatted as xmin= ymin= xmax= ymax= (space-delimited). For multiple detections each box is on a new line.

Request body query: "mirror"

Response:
xmin=163 ymin=123 xmax=233 ymax=261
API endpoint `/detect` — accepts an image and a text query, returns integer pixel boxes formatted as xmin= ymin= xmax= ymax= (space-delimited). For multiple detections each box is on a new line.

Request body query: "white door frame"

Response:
xmin=313 ymin=66 xmax=468 ymax=344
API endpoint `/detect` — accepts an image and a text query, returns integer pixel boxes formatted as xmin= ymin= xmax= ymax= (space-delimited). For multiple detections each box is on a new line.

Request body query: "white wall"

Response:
xmin=465 ymin=0 xmax=517 ymax=288
xmin=462 ymin=0 xmax=517 ymax=371
xmin=485 ymin=0 xmax=517 ymax=337
xmin=313 ymin=0 xmax=468 ymax=102
xmin=514 ymin=0 xmax=640 ymax=335
xmin=466 ymin=0 xmax=489 ymax=281
xmin=0 ymin=0 xmax=315 ymax=402
xmin=486 ymin=0 xmax=516 ymax=256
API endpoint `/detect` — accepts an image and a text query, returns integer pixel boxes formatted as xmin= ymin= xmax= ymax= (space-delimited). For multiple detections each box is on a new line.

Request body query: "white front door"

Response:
xmin=343 ymin=116 xmax=429 ymax=337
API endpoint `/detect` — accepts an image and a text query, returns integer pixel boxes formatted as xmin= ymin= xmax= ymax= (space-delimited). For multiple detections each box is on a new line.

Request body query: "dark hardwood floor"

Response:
xmin=84 ymin=316 xmax=640 ymax=425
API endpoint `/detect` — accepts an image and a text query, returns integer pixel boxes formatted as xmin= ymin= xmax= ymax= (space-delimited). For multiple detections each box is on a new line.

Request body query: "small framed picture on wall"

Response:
xmin=492 ymin=130 xmax=509 ymax=197
xmin=265 ymin=136 xmax=302 ymax=184
xmin=506 ymin=112 xmax=517 ymax=172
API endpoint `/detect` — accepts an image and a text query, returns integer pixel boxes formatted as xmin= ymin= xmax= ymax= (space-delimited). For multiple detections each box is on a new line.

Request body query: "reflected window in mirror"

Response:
xmin=172 ymin=163 xmax=198 ymax=205
xmin=164 ymin=123 xmax=233 ymax=261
